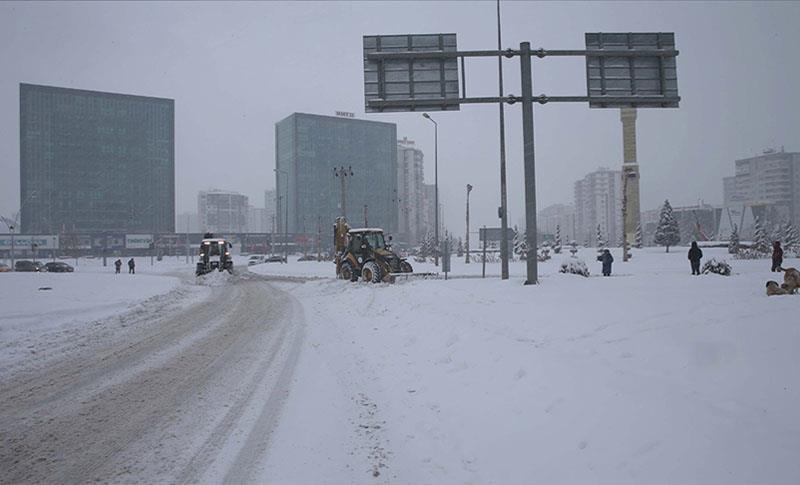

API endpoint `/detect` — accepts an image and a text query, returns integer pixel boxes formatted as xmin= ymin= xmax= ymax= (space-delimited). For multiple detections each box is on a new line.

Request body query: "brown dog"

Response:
xmin=779 ymin=267 xmax=800 ymax=294
xmin=766 ymin=280 xmax=788 ymax=296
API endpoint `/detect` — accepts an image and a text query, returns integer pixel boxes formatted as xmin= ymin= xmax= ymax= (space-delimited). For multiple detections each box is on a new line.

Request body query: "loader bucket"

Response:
xmin=387 ymin=272 xmax=439 ymax=283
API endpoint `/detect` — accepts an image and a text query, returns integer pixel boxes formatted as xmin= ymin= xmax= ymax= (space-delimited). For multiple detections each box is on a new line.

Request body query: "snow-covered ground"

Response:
xmin=2 ymin=247 xmax=798 ymax=483
xmin=254 ymin=247 xmax=800 ymax=484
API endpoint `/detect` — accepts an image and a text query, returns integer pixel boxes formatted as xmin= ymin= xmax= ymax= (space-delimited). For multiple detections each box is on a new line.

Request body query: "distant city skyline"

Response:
xmin=1 ymin=1 xmax=799 ymax=237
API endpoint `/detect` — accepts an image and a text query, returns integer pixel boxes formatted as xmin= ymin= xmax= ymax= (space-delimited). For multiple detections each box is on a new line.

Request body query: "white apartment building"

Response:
xmin=574 ymin=168 xmax=623 ymax=247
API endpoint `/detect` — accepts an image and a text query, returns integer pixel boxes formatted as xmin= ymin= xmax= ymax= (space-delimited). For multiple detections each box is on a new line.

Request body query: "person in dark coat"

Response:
xmin=114 ymin=259 xmax=122 ymax=274
xmin=688 ymin=241 xmax=703 ymax=275
xmin=128 ymin=258 xmax=135 ymax=274
xmin=771 ymin=241 xmax=783 ymax=272
xmin=601 ymin=249 xmax=613 ymax=276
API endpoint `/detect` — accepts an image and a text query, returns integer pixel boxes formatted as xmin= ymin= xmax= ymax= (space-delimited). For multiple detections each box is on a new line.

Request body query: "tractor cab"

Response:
xmin=334 ymin=217 xmax=413 ymax=283
xmin=196 ymin=233 xmax=234 ymax=275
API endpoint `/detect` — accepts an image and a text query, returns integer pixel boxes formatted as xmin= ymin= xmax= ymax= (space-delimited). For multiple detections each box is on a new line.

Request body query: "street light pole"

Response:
xmin=334 ymin=166 xmax=354 ymax=219
xmin=466 ymin=184 xmax=473 ymax=263
xmin=422 ymin=112 xmax=439 ymax=267
xmin=496 ymin=0 xmax=510 ymax=280
xmin=275 ymin=168 xmax=289 ymax=263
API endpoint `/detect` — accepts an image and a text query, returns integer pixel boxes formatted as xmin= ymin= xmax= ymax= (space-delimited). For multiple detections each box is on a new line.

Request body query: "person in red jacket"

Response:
xmin=772 ymin=241 xmax=783 ymax=272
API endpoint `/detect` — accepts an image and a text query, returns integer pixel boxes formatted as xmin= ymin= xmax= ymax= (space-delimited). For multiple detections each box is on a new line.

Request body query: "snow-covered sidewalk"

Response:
xmin=261 ymin=247 xmax=800 ymax=484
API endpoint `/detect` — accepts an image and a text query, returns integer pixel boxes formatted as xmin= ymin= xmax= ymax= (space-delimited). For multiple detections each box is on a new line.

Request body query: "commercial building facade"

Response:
xmin=574 ymin=168 xmax=623 ymax=247
xmin=198 ymin=190 xmax=249 ymax=234
xmin=275 ymin=113 xmax=398 ymax=238
xmin=20 ymin=83 xmax=174 ymax=234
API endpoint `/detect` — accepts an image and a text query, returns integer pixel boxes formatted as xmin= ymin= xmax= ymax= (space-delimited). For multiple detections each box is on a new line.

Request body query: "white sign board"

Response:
xmin=125 ymin=234 xmax=154 ymax=249
xmin=0 ymin=235 xmax=59 ymax=250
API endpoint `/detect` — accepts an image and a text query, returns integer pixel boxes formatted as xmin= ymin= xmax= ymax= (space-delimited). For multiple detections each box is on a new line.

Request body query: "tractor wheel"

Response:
xmin=340 ymin=262 xmax=355 ymax=282
xmin=400 ymin=261 xmax=413 ymax=273
xmin=362 ymin=261 xmax=382 ymax=283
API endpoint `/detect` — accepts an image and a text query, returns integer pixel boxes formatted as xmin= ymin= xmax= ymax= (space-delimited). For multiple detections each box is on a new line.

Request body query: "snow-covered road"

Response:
xmin=0 ymin=270 xmax=304 ymax=483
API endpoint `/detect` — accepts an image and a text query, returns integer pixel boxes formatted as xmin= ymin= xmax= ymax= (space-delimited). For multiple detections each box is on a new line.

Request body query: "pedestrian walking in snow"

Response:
xmin=688 ymin=241 xmax=703 ymax=275
xmin=772 ymin=241 xmax=783 ymax=272
xmin=128 ymin=258 xmax=135 ymax=274
xmin=601 ymin=249 xmax=613 ymax=277
xmin=114 ymin=259 xmax=122 ymax=274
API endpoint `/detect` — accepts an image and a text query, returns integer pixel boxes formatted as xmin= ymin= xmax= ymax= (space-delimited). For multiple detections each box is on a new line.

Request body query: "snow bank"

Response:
xmin=263 ymin=247 xmax=800 ymax=484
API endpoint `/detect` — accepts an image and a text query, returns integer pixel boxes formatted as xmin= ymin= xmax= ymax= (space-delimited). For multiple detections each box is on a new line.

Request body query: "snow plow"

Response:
xmin=334 ymin=217 xmax=435 ymax=283
xmin=196 ymin=233 xmax=234 ymax=276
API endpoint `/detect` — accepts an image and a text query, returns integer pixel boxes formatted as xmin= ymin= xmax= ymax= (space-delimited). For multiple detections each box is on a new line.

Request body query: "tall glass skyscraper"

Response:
xmin=20 ymin=83 xmax=175 ymax=234
xmin=275 ymin=113 xmax=397 ymax=236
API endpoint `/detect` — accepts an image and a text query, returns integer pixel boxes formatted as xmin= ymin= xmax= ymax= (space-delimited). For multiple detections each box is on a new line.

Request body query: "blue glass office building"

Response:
xmin=275 ymin=113 xmax=398 ymax=236
xmin=20 ymin=83 xmax=174 ymax=234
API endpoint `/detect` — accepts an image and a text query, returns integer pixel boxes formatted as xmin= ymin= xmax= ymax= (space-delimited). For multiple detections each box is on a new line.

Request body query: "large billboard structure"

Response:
xmin=362 ymin=32 xmax=680 ymax=285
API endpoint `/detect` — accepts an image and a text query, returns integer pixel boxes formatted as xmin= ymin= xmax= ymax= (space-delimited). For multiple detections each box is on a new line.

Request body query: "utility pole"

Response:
xmin=334 ymin=165 xmax=354 ymax=218
xmin=465 ymin=184 xmax=473 ymax=263
xmin=364 ymin=204 xmax=368 ymax=227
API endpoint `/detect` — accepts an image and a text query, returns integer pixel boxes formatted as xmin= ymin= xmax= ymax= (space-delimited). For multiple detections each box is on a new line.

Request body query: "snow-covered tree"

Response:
xmin=653 ymin=199 xmax=681 ymax=252
xmin=456 ymin=237 xmax=464 ymax=257
xmin=418 ymin=231 xmax=434 ymax=259
xmin=728 ymin=224 xmax=740 ymax=255
xmin=634 ymin=223 xmax=643 ymax=249
xmin=596 ymin=224 xmax=606 ymax=253
xmin=784 ymin=222 xmax=799 ymax=253
xmin=772 ymin=222 xmax=787 ymax=246
xmin=751 ymin=216 xmax=770 ymax=254
xmin=569 ymin=240 xmax=578 ymax=256
xmin=553 ymin=225 xmax=562 ymax=253
xmin=513 ymin=229 xmax=528 ymax=260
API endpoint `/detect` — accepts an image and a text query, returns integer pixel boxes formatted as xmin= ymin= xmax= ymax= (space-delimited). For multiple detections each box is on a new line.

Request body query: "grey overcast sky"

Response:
xmin=1 ymin=1 xmax=799 ymax=235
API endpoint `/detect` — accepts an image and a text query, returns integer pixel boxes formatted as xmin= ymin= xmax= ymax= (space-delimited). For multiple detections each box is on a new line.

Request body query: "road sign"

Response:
xmin=363 ymin=33 xmax=460 ymax=113
xmin=585 ymin=32 xmax=679 ymax=108
xmin=479 ymin=227 xmax=515 ymax=242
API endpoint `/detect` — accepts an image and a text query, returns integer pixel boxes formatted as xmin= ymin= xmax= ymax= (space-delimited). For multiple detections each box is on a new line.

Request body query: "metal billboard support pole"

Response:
xmin=520 ymin=42 xmax=539 ymax=285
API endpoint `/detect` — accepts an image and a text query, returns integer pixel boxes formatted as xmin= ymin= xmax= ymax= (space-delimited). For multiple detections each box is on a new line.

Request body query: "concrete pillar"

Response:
xmin=620 ymin=108 xmax=640 ymax=248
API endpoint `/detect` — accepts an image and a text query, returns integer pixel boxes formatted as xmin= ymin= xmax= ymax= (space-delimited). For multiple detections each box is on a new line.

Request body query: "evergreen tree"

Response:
xmin=456 ymin=237 xmax=464 ymax=257
xmin=634 ymin=223 xmax=643 ymax=248
xmin=784 ymin=222 xmax=799 ymax=252
xmin=596 ymin=224 xmax=606 ymax=252
xmin=513 ymin=230 xmax=528 ymax=260
xmin=751 ymin=216 xmax=770 ymax=254
xmin=653 ymin=199 xmax=681 ymax=252
xmin=554 ymin=225 xmax=562 ymax=253
xmin=418 ymin=231 xmax=433 ymax=259
xmin=728 ymin=224 xmax=740 ymax=255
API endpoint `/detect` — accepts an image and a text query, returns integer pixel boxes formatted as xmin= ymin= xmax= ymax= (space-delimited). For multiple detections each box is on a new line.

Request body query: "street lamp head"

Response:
xmin=422 ymin=112 xmax=430 ymax=119
xmin=467 ymin=184 xmax=473 ymax=193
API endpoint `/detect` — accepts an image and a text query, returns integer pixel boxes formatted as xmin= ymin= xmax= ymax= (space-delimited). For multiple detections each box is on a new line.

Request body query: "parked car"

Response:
xmin=0 ymin=262 xmax=11 ymax=272
xmin=265 ymin=255 xmax=287 ymax=263
xmin=15 ymin=260 xmax=42 ymax=272
xmin=45 ymin=262 xmax=74 ymax=273
xmin=297 ymin=254 xmax=317 ymax=262
xmin=247 ymin=255 xmax=266 ymax=266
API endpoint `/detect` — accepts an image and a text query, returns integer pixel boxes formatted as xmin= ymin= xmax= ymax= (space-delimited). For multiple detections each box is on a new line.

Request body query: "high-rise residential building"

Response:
xmin=396 ymin=137 xmax=425 ymax=245
xmin=574 ymin=167 xmax=623 ymax=247
xmin=722 ymin=148 xmax=800 ymax=234
xmin=264 ymin=189 xmax=277 ymax=233
xmin=421 ymin=183 xmax=441 ymax=239
xmin=275 ymin=113 xmax=398 ymax=236
xmin=198 ymin=190 xmax=249 ymax=234
xmin=19 ymin=83 xmax=174 ymax=234
xmin=538 ymin=203 xmax=576 ymax=242
xmin=246 ymin=206 xmax=268 ymax=233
